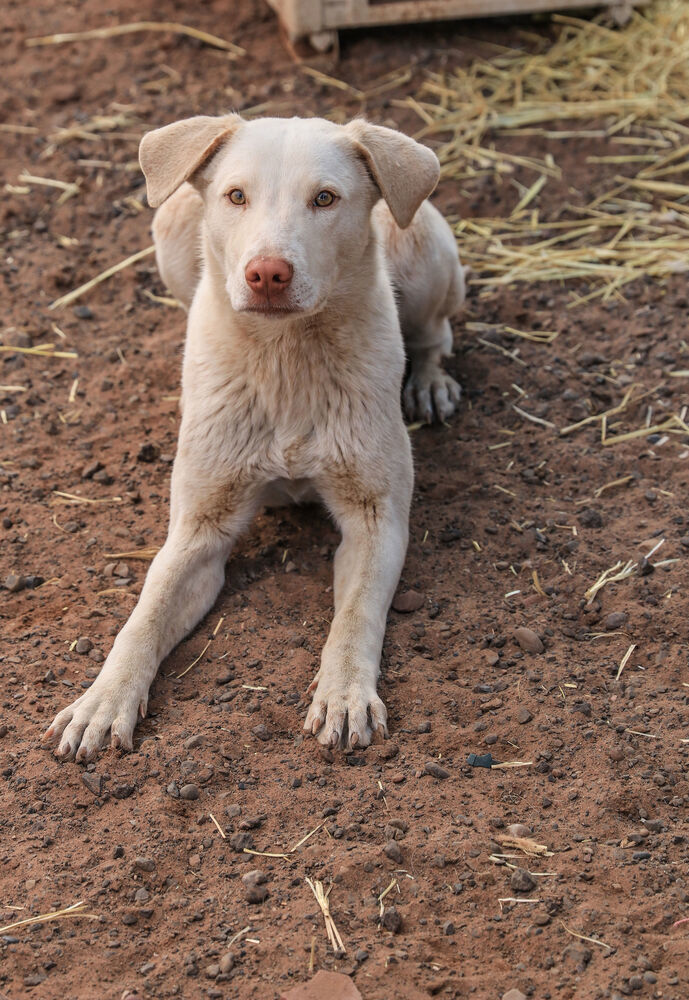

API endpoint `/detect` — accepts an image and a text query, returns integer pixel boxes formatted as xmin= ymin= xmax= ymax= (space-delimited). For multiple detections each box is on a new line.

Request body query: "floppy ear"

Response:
xmin=346 ymin=120 xmax=440 ymax=229
xmin=139 ymin=114 xmax=243 ymax=208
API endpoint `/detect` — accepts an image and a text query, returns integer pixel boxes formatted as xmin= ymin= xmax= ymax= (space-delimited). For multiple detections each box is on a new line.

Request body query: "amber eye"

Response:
xmin=228 ymin=189 xmax=246 ymax=205
xmin=314 ymin=190 xmax=335 ymax=208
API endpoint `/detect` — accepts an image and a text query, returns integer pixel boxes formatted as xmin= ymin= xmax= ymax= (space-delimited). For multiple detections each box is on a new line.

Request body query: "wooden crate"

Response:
xmin=267 ymin=0 xmax=638 ymax=43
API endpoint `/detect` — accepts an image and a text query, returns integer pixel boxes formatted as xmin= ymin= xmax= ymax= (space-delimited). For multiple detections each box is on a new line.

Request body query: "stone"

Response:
xmin=381 ymin=905 xmax=403 ymax=933
xmin=137 ymin=442 xmax=159 ymax=463
xmin=392 ymin=590 xmax=425 ymax=613
xmin=424 ymin=760 xmax=450 ymax=779
xmin=605 ymin=611 xmax=628 ymax=630
xmin=510 ymin=867 xmax=537 ymax=892
xmin=179 ymin=783 xmax=200 ymax=800
xmin=4 ymin=573 xmax=25 ymax=593
xmin=280 ymin=970 xmax=363 ymax=1000
xmin=134 ymin=857 xmax=156 ymax=873
xmin=513 ymin=627 xmax=544 ymax=654
xmin=506 ymin=823 xmax=532 ymax=838
xmin=251 ymin=723 xmax=271 ymax=742
xmin=219 ymin=952 xmax=235 ymax=974
xmin=502 ymin=991 xmax=527 ymax=1000
xmin=75 ymin=637 xmax=93 ymax=654
xmin=515 ymin=707 xmax=532 ymax=724
xmin=383 ymin=840 xmax=403 ymax=864
xmin=81 ymin=772 xmax=102 ymax=797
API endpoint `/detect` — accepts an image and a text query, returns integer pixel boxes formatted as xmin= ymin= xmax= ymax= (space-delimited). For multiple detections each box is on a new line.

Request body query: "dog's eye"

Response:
xmin=228 ymin=189 xmax=246 ymax=206
xmin=313 ymin=190 xmax=335 ymax=208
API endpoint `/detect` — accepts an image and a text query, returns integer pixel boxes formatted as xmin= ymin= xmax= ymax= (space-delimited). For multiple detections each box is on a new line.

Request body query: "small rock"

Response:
xmin=245 ymin=884 xmax=269 ymax=904
xmin=75 ymin=637 xmax=93 ymax=655
xmin=74 ymin=305 xmax=94 ymax=320
xmin=179 ymin=783 xmax=200 ymax=801
xmin=609 ymin=747 xmax=624 ymax=762
xmin=579 ymin=508 xmax=603 ymax=528
xmin=506 ymin=823 xmax=532 ymax=838
xmin=510 ymin=868 xmax=537 ymax=892
xmin=229 ymin=831 xmax=253 ymax=852
xmin=134 ymin=857 xmax=156 ymax=873
xmin=392 ymin=590 xmax=425 ymax=613
xmin=112 ymin=783 xmax=135 ymax=799
xmin=137 ymin=442 xmax=159 ymax=463
xmin=605 ymin=611 xmax=628 ymax=630
xmin=188 ymin=854 xmax=201 ymax=868
xmin=424 ymin=761 xmax=450 ymax=780
xmin=4 ymin=573 xmax=25 ymax=593
xmin=252 ymin=724 xmax=270 ymax=742
xmin=381 ymin=905 xmax=403 ymax=934
xmin=219 ymin=952 xmax=235 ymax=974
xmin=417 ymin=721 xmax=431 ymax=734
xmin=81 ymin=772 xmax=102 ymax=797
xmin=383 ymin=840 xmax=403 ymax=864
xmin=113 ymin=845 xmax=124 ymax=859
xmin=183 ymin=734 xmax=204 ymax=749
xmin=442 ymin=920 xmax=455 ymax=935
xmin=502 ymin=990 xmax=527 ymax=1000
xmin=485 ymin=649 xmax=500 ymax=666
xmin=513 ymin=627 xmax=544 ymax=654
xmin=205 ymin=963 xmax=220 ymax=979
xmin=0 ymin=725 xmax=8 ymax=738
xmin=515 ymin=707 xmax=532 ymax=724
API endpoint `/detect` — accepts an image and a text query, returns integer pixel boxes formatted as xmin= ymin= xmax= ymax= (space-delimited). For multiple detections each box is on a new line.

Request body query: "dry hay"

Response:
xmin=402 ymin=0 xmax=689 ymax=305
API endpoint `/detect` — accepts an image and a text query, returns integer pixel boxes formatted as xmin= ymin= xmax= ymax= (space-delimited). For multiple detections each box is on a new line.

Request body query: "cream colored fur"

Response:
xmin=45 ymin=114 xmax=464 ymax=761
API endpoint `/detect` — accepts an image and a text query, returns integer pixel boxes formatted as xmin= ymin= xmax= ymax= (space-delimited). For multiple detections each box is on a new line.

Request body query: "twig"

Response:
xmin=26 ymin=21 xmax=245 ymax=56
xmin=49 ymin=246 xmax=155 ymax=310
xmin=305 ymin=878 xmax=345 ymax=956
xmin=560 ymin=919 xmax=612 ymax=952
xmin=0 ymin=901 xmax=98 ymax=935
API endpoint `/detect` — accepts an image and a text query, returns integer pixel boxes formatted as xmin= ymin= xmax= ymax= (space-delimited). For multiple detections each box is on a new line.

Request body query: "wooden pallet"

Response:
xmin=267 ymin=0 xmax=639 ymax=45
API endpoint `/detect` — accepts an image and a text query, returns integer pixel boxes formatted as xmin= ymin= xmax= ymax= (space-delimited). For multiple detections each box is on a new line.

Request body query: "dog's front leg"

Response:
xmin=305 ymin=464 xmax=412 ymax=748
xmin=45 ymin=477 xmax=259 ymax=762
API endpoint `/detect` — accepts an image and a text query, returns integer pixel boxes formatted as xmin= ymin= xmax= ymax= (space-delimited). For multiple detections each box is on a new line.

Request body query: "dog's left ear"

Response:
xmin=346 ymin=121 xmax=440 ymax=229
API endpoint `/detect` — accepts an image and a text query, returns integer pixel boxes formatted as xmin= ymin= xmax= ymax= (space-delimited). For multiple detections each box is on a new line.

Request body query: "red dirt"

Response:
xmin=1 ymin=2 xmax=689 ymax=999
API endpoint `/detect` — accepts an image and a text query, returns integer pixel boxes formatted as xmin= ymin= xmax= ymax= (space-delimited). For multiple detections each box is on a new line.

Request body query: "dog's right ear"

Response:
xmin=139 ymin=114 xmax=243 ymax=208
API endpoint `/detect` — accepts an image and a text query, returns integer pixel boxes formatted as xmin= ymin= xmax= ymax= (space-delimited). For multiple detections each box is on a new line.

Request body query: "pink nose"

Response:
xmin=244 ymin=257 xmax=293 ymax=300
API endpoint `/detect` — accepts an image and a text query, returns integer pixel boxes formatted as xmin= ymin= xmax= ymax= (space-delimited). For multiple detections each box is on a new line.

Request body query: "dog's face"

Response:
xmin=140 ymin=113 xmax=440 ymax=319
xmin=200 ymin=118 xmax=377 ymax=316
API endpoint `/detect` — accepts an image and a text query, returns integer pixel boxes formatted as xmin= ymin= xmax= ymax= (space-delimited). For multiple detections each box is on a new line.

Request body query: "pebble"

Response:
xmin=219 ymin=952 xmax=235 ymax=974
xmin=179 ymin=783 xmax=200 ymax=801
xmin=245 ymin=884 xmax=269 ymax=904
xmin=229 ymin=832 xmax=253 ymax=852
xmin=381 ymin=905 xmax=403 ymax=933
xmin=513 ymin=627 xmax=544 ymax=654
xmin=392 ymin=589 xmax=425 ymax=613
xmin=510 ymin=868 xmax=537 ymax=892
xmin=605 ymin=611 xmax=628 ymax=630
xmin=4 ymin=573 xmax=25 ymax=593
xmin=609 ymin=747 xmax=625 ymax=762
xmin=442 ymin=920 xmax=455 ymax=935
xmin=205 ymin=963 xmax=221 ymax=979
xmin=506 ymin=823 xmax=532 ymax=838
xmin=0 ymin=725 xmax=8 ymax=738
xmin=134 ymin=857 xmax=156 ymax=872
xmin=137 ymin=442 xmax=160 ymax=463
xmin=515 ymin=707 xmax=532 ymax=724
xmin=485 ymin=649 xmax=500 ymax=666
xmin=424 ymin=761 xmax=450 ymax=780
xmin=502 ymin=991 xmax=527 ymax=1000
xmin=383 ymin=840 xmax=403 ymax=864
xmin=252 ymin=724 xmax=270 ymax=741
xmin=183 ymin=734 xmax=204 ymax=749
xmin=75 ymin=637 xmax=93 ymax=654
xmin=281 ymin=970 xmax=363 ymax=1000
xmin=81 ymin=772 xmax=102 ymax=797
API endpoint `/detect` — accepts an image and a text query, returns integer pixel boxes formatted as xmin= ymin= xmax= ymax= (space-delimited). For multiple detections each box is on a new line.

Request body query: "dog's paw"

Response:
xmin=304 ymin=672 xmax=388 ymax=749
xmin=44 ymin=673 xmax=148 ymax=763
xmin=403 ymin=367 xmax=462 ymax=424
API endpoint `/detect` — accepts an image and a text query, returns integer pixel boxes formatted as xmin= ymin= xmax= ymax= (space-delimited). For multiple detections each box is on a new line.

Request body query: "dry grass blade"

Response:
xmin=560 ymin=919 xmax=612 ymax=952
xmin=26 ymin=21 xmax=245 ymax=56
xmin=305 ymin=878 xmax=345 ymax=956
xmin=52 ymin=491 xmax=122 ymax=505
xmin=0 ymin=901 xmax=98 ymax=935
xmin=496 ymin=835 xmax=553 ymax=857
xmin=104 ymin=547 xmax=159 ymax=561
xmin=616 ymin=643 xmax=636 ymax=681
xmin=0 ymin=344 xmax=77 ymax=359
xmin=50 ymin=246 xmax=156 ymax=310
xmin=585 ymin=559 xmax=636 ymax=605
xmin=421 ymin=2 xmax=689 ymax=303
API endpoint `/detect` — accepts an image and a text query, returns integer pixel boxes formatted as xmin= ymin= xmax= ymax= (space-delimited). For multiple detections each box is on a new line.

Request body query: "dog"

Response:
xmin=44 ymin=114 xmax=464 ymax=761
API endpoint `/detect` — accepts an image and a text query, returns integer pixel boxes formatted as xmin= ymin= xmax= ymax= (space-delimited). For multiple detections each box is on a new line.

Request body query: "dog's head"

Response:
xmin=139 ymin=114 xmax=439 ymax=318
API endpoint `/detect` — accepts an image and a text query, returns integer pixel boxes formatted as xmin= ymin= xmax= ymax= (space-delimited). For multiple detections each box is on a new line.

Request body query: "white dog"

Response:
xmin=45 ymin=114 xmax=464 ymax=761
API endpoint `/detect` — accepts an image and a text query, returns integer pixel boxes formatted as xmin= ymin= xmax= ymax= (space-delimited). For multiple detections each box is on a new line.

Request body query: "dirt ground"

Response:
xmin=2 ymin=1 xmax=689 ymax=998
